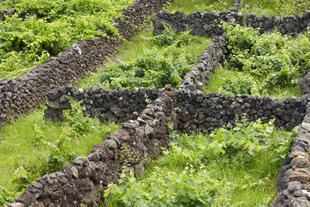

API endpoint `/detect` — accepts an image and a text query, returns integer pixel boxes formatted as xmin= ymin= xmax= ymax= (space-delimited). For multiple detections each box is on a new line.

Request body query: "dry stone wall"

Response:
xmin=180 ymin=34 xmax=227 ymax=91
xmin=153 ymin=10 xmax=310 ymax=37
xmin=10 ymin=86 xmax=309 ymax=207
xmin=299 ymin=71 xmax=310 ymax=95
xmin=8 ymin=87 xmax=175 ymax=207
xmin=0 ymin=0 xmax=171 ymax=129
xmin=44 ymin=86 xmax=161 ymax=123
xmin=6 ymin=4 xmax=310 ymax=206
xmin=271 ymin=105 xmax=310 ymax=207
xmin=174 ymin=90 xmax=307 ymax=133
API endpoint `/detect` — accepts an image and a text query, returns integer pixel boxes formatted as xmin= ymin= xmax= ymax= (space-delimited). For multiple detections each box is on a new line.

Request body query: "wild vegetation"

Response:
xmin=104 ymin=119 xmax=297 ymax=206
xmin=204 ymin=23 xmax=310 ymax=100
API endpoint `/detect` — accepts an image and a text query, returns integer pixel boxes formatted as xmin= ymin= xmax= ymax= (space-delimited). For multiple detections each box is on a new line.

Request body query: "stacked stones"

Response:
xmin=299 ymin=72 xmax=310 ymax=95
xmin=180 ymin=34 xmax=227 ymax=91
xmin=174 ymin=91 xmax=307 ymax=133
xmin=232 ymin=0 xmax=241 ymax=12
xmin=271 ymin=107 xmax=310 ymax=206
xmin=153 ymin=10 xmax=310 ymax=37
xmin=44 ymin=87 xmax=161 ymax=123
xmin=0 ymin=0 xmax=171 ymax=129
xmin=8 ymin=86 xmax=175 ymax=207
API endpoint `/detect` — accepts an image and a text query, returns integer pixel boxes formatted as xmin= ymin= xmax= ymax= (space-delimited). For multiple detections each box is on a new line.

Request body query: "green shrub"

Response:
xmin=274 ymin=0 xmax=310 ymax=15
xmin=223 ymin=23 xmax=310 ymax=95
xmin=151 ymin=25 xmax=201 ymax=47
xmin=98 ymin=49 xmax=191 ymax=89
xmin=94 ymin=28 xmax=208 ymax=90
xmin=0 ymin=187 xmax=19 ymax=206
xmin=223 ymin=79 xmax=253 ymax=95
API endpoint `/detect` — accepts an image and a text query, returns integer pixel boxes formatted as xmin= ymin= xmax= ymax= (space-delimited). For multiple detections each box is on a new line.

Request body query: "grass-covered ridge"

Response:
xmin=0 ymin=0 xmax=132 ymax=79
xmin=104 ymin=119 xmax=297 ymax=206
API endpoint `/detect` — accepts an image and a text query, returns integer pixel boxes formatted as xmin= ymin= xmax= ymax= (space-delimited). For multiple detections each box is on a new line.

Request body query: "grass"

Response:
xmin=104 ymin=119 xmax=296 ymax=206
xmin=78 ymin=28 xmax=155 ymax=88
xmin=0 ymin=104 xmax=120 ymax=204
xmin=204 ymin=67 xmax=302 ymax=101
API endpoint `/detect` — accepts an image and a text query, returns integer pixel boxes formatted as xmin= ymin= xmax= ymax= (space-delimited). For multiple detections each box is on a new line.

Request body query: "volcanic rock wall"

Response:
xmin=271 ymin=106 xmax=310 ymax=206
xmin=0 ymin=0 xmax=171 ymax=129
xmin=299 ymin=72 xmax=310 ymax=95
xmin=153 ymin=10 xmax=310 ymax=37
xmin=44 ymin=87 xmax=161 ymax=123
xmin=174 ymin=90 xmax=307 ymax=133
xmin=8 ymin=87 xmax=175 ymax=207
xmin=180 ymin=34 xmax=227 ymax=91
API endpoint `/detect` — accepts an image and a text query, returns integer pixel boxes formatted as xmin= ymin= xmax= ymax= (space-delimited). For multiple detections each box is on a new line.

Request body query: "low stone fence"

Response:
xmin=271 ymin=107 xmax=310 ymax=206
xmin=9 ymin=81 xmax=309 ymax=206
xmin=0 ymin=0 xmax=171 ymax=129
xmin=180 ymin=34 xmax=227 ymax=91
xmin=174 ymin=90 xmax=307 ymax=133
xmin=153 ymin=10 xmax=310 ymax=37
xmin=8 ymin=86 xmax=175 ymax=207
xmin=44 ymin=86 xmax=161 ymax=123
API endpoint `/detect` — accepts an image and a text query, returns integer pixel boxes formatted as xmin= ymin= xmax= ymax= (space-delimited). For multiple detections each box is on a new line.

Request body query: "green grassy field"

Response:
xmin=0 ymin=104 xmax=120 ymax=205
xmin=78 ymin=28 xmax=211 ymax=89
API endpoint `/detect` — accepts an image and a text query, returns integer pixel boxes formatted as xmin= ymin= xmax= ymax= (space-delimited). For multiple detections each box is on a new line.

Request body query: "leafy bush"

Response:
xmin=223 ymin=23 xmax=310 ymax=95
xmin=93 ymin=29 xmax=207 ymax=90
xmin=151 ymin=25 xmax=201 ymax=47
xmin=99 ymin=50 xmax=190 ymax=89
xmin=223 ymin=79 xmax=253 ymax=95
xmin=104 ymin=119 xmax=296 ymax=206
xmin=0 ymin=187 xmax=19 ymax=206
xmin=0 ymin=0 xmax=131 ymax=78
xmin=275 ymin=0 xmax=310 ymax=15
